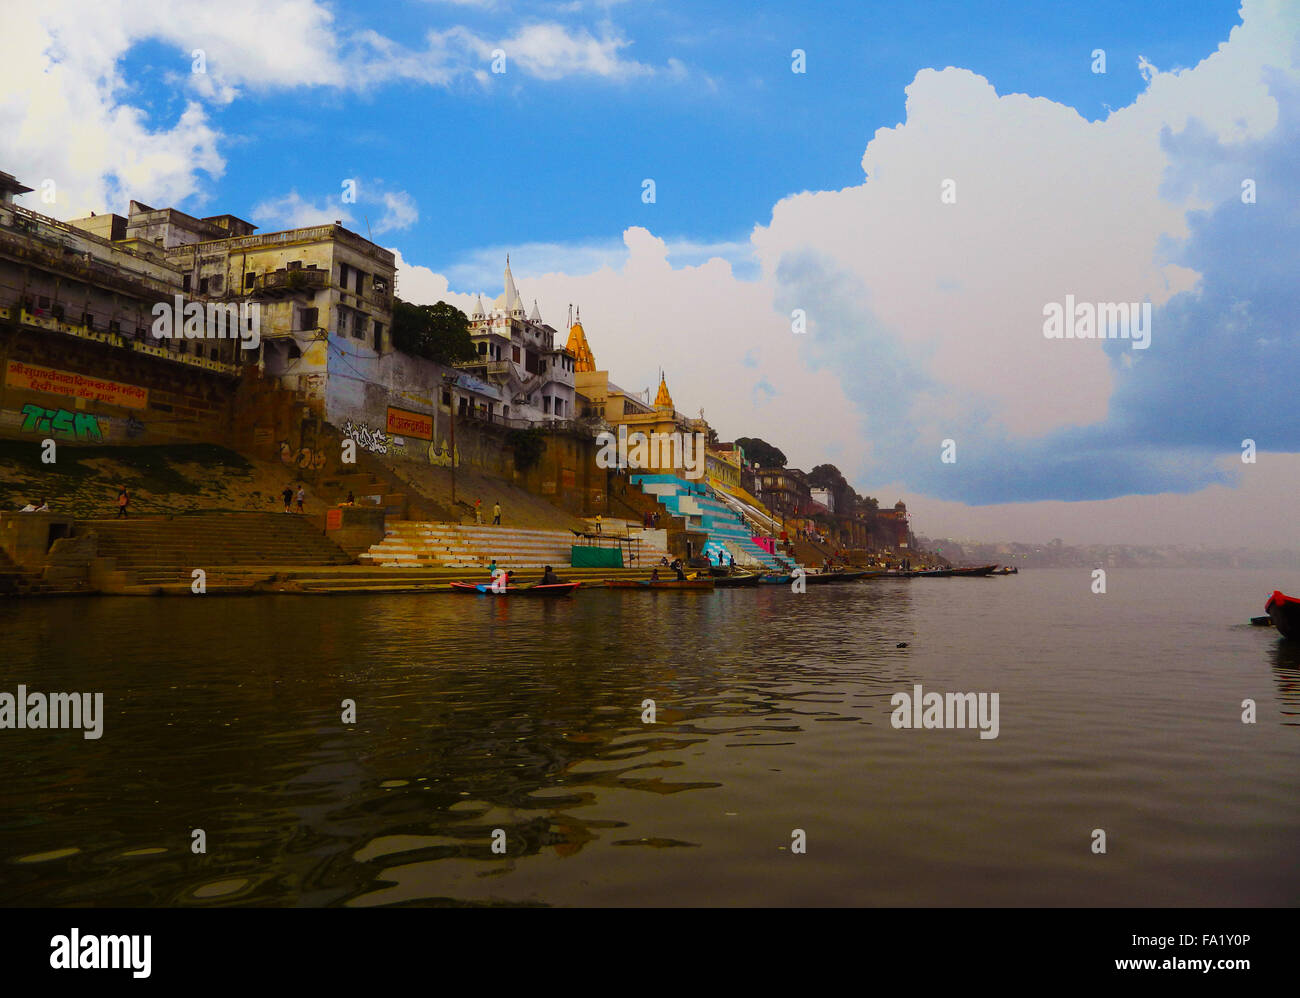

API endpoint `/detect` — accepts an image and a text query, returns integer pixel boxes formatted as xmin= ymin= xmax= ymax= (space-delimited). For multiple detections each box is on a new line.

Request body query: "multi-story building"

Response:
xmin=116 ymin=199 xmax=396 ymax=410
xmin=461 ymin=259 xmax=576 ymax=424
xmin=754 ymin=466 xmax=812 ymax=518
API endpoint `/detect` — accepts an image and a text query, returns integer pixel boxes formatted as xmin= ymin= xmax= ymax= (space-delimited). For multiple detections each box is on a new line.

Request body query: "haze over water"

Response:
xmin=3 ymin=568 xmax=1297 ymax=906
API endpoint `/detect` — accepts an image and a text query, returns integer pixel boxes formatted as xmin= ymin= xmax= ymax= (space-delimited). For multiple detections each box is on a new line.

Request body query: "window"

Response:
xmin=245 ymin=272 xmax=256 ymax=289
xmin=543 ymin=396 xmax=552 ymax=414
xmin=373 ymin=321 xmax=384 ymax=350
xmin=182 ymin=275 xmax=191 ymax=292
xmin=109 ymin=320 xmax=120 ymax=334
xmin=373 ymin=275 xmax=389 ymax=294
xmin=478 ymin=342 xmax=487 ymax=355
xmin=339 ymin=263 xmax=350 ymax=288
xmin=82 ymin=312 xmax=94 ymax=329
xmin=441 ymin=390 xmax=451 ymax=407
xmin=209 ymin=275 xmax=223 ymax=293
xmin=288 ymin=341 xmax=301 ymax=359
xmin=337 ymin=308 xmax=349 ymax=337
xmin=199 ymin=277 xmax=209 ymax=294
xmin=512 ymin=346 xmax=520 ymax=362
xmin=38 ymin=296 xmax=49 ymax=309
xmin=299 ymin=307 xmax=318 ymax=330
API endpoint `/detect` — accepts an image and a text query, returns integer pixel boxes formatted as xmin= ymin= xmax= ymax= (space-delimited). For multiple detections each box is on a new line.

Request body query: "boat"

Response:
xmin=991 ymin=566 xmax=1019 ymax=575
xmin=759 ymin=573 xmax=792 ymax=585
xmin=915 ymin=568 xmax=954 ymax=578
xmin=450 ymin=580 xmax=581 ymax=597
xmin=605 ymin=577 xmax=715 ymax=590
xmin=951 ymin=565 xmax=998 ymax=577
xmin=715 ymin=572 xmax=760 ymax=588
xmin=1266 ymin=591 xmax=1300 ymax=639
xmin=804 ymin=569 xmax=869 ymax=584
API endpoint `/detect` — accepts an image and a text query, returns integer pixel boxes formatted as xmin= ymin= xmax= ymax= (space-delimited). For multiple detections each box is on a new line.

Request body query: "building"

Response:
xmin=754 ymin=466 xmax=811 ymax=518
xmin=113 ymin=199 xmax=397 ymax=411
xmin=461 ymin=259 xmax=576 ymax=425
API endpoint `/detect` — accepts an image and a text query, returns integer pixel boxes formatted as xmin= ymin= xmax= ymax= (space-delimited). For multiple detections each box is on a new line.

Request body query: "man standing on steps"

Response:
xmin=492 ymin=501 xmax=501 ymax=525
xmin=475 ymin=498 xmax=483 ymax=524
xmin=282 ymin=483 xmax=294 ymax=513
xmin=117 ymin=486 xmax=130 ymax=518
xmin=296 ymin=485 xmax=305 ymax=513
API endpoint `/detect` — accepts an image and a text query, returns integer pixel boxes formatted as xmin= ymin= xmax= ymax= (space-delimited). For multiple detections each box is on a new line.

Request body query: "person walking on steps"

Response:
xmin=117 ymin=487 xmax=130 ymax=518
xmin=296 ymin=485 xmax=305 ymax=513
xmin=282 ymin=483 xmax=294 ymax=513
xmin=492 ymin=501 xmax=501 ymax=525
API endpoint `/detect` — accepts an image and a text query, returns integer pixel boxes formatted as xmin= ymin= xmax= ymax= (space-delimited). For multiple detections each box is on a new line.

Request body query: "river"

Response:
xmin=3 ymin=568 xmax=1297 ymax=906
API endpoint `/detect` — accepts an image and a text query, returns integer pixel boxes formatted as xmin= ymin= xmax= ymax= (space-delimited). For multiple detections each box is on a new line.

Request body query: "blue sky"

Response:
xmin=4 ymin=0 xmax=1297 ymax=546
xmin=112 ymin=0 xmax=1246 ymax=278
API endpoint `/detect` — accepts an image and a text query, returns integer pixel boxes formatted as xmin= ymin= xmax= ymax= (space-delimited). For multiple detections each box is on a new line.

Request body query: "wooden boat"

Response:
xmin=715 ymin=572 xmax=759 ymax=587
xmin=759 ymin=573 xmax=792 ymax=585
xmin=604 ymin=577 xmax=715 ymax=590
xmin=951 ymin=564 xmax=998 ymax=577
xmin=915 ymin=568 xmax=953 ymax=577
xmin=1266 ymin=591 xmax=1300 ymax=639
xmin=991 ymin=566 xmax=1019 ymax=575
xmin=450 ymin=580 xmax=580 ymax=597
xmin=804 ymin=569 xmax=869 ymax=584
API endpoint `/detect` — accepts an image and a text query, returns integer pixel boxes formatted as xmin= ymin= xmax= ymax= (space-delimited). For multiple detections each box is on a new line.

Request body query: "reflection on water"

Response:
xmin=2 ymin=569 xmax=1297 ymax=906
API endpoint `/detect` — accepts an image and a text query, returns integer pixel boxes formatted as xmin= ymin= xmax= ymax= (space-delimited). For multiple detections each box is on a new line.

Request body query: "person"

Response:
xmin=117 ymin=487 xmax=130 ymax=518
xmin=541 ymin=564 xmax=561 ymax=585
xmin=282 ymin=484 xmax=294 ymax=513
xmin=19 ymin=498 xmax=46 ymax=512
xmin=488 ymin=558 xmax=497 ymax=577
xmin=650 ymin=567 xmax=660 ymax=581
xmin=296 ymin=485 xmax=305 ymax=513
xmin=595 ymin=514 xmax=602 ymax=535
xmin=344 ymin=491 xmax=355 ymax=506
xmin=475 ymin=498 xmax=483 ymax=524
xmin=674 ymin=561 xmax=687 ymax=582
xmin=492 ymin=501 xmax=501 ymax=525
xmin=660 ymin=555 xmax=669 ymax=566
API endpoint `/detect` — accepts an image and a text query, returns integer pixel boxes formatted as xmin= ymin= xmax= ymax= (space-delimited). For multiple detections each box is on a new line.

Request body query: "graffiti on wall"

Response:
xmin=428 ymin=438 xmax=460 ymax=468
xmin=342 ymin=420 xmax=390 ymax=455
xmin=279 ymin=441 xmax=327 ymax=470
xmin=20 ymin=404 xmax=103 ymax=442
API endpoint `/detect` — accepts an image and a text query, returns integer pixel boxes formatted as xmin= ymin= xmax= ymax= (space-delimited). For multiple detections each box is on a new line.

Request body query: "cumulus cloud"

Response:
xmin=392 ymin=0 xmax=1298 ymax=544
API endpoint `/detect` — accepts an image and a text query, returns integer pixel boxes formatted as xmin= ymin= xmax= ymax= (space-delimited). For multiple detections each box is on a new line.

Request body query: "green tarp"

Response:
xmin=570 ymin=545 xmax=623 ymax=568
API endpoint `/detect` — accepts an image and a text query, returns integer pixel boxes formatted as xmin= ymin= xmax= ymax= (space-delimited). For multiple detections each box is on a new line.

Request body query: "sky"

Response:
xmin=2 ymin=0 xmax=1297 ymax=548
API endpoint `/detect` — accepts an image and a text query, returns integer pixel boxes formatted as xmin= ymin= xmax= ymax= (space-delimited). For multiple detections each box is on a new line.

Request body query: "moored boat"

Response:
xmin=951 ymin=564 xmax=998 ymax=577
xmin=604 ymin=577 xmax=716 ymax=590
xmin=715 ymin=572 xmax=760 ymax=587
xmin=1266 ymin=590 xmax=1300 ymax=639
xmin=759 ymin=573 xmax=792 ymax=585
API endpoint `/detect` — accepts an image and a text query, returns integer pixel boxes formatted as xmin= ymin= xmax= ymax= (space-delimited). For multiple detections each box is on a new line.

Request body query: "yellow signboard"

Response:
xmin=6 ymin=361 xmax=148 ymax=410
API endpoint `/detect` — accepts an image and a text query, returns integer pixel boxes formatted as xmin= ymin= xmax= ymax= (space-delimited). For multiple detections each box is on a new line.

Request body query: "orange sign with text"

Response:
xmin=386 ymin=406 xmax=433 ymax=441
xmin=6 ymin=361 xmax=148 ymax=410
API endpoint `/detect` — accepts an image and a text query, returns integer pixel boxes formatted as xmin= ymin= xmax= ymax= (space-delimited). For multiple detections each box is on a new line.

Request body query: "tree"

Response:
xmin=736 ymin=436 xmax=786 ymax=468
xmin=391 ymin=299 xmax=476 ymax=365
xmin=506 ymin=427 xmax=546 ymax=471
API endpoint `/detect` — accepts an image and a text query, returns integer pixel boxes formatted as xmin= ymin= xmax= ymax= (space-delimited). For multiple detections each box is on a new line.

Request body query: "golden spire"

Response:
xmin=654 ymin=371 xmax=674 ymax=409
xmin=566 ymin=305 xmax=596 ymax=372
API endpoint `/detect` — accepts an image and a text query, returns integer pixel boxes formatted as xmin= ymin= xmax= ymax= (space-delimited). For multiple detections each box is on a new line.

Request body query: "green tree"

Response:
xmin=736 ymin=436 xmax=786 ymax=469
xmin=391 ymin=299 xmax=476 ymax=365
xmin=506 ymin=427 xmax=546 ymax=471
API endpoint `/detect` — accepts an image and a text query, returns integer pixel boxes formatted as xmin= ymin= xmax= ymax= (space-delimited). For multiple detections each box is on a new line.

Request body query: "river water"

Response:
xmin=3 ymin=568 xmax=1298 ymax=906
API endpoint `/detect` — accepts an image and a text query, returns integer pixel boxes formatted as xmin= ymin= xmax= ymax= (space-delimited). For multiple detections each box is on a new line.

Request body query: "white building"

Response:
xmin=461 ymin=258 xmax=576 ymax=426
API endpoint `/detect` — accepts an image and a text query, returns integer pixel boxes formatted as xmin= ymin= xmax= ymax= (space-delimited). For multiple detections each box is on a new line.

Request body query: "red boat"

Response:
xmin=1266 ymin=591 xmax=1300 ymax=639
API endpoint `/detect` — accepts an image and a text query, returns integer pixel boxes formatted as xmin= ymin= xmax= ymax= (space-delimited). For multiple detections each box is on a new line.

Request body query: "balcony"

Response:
xmin=251 ymin=267 xmax=328 ymax=298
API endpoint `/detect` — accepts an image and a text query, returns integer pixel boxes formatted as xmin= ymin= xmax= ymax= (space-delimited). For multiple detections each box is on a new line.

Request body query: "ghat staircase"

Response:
xmin=358 ymin=522 xmax=671 ymax=570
